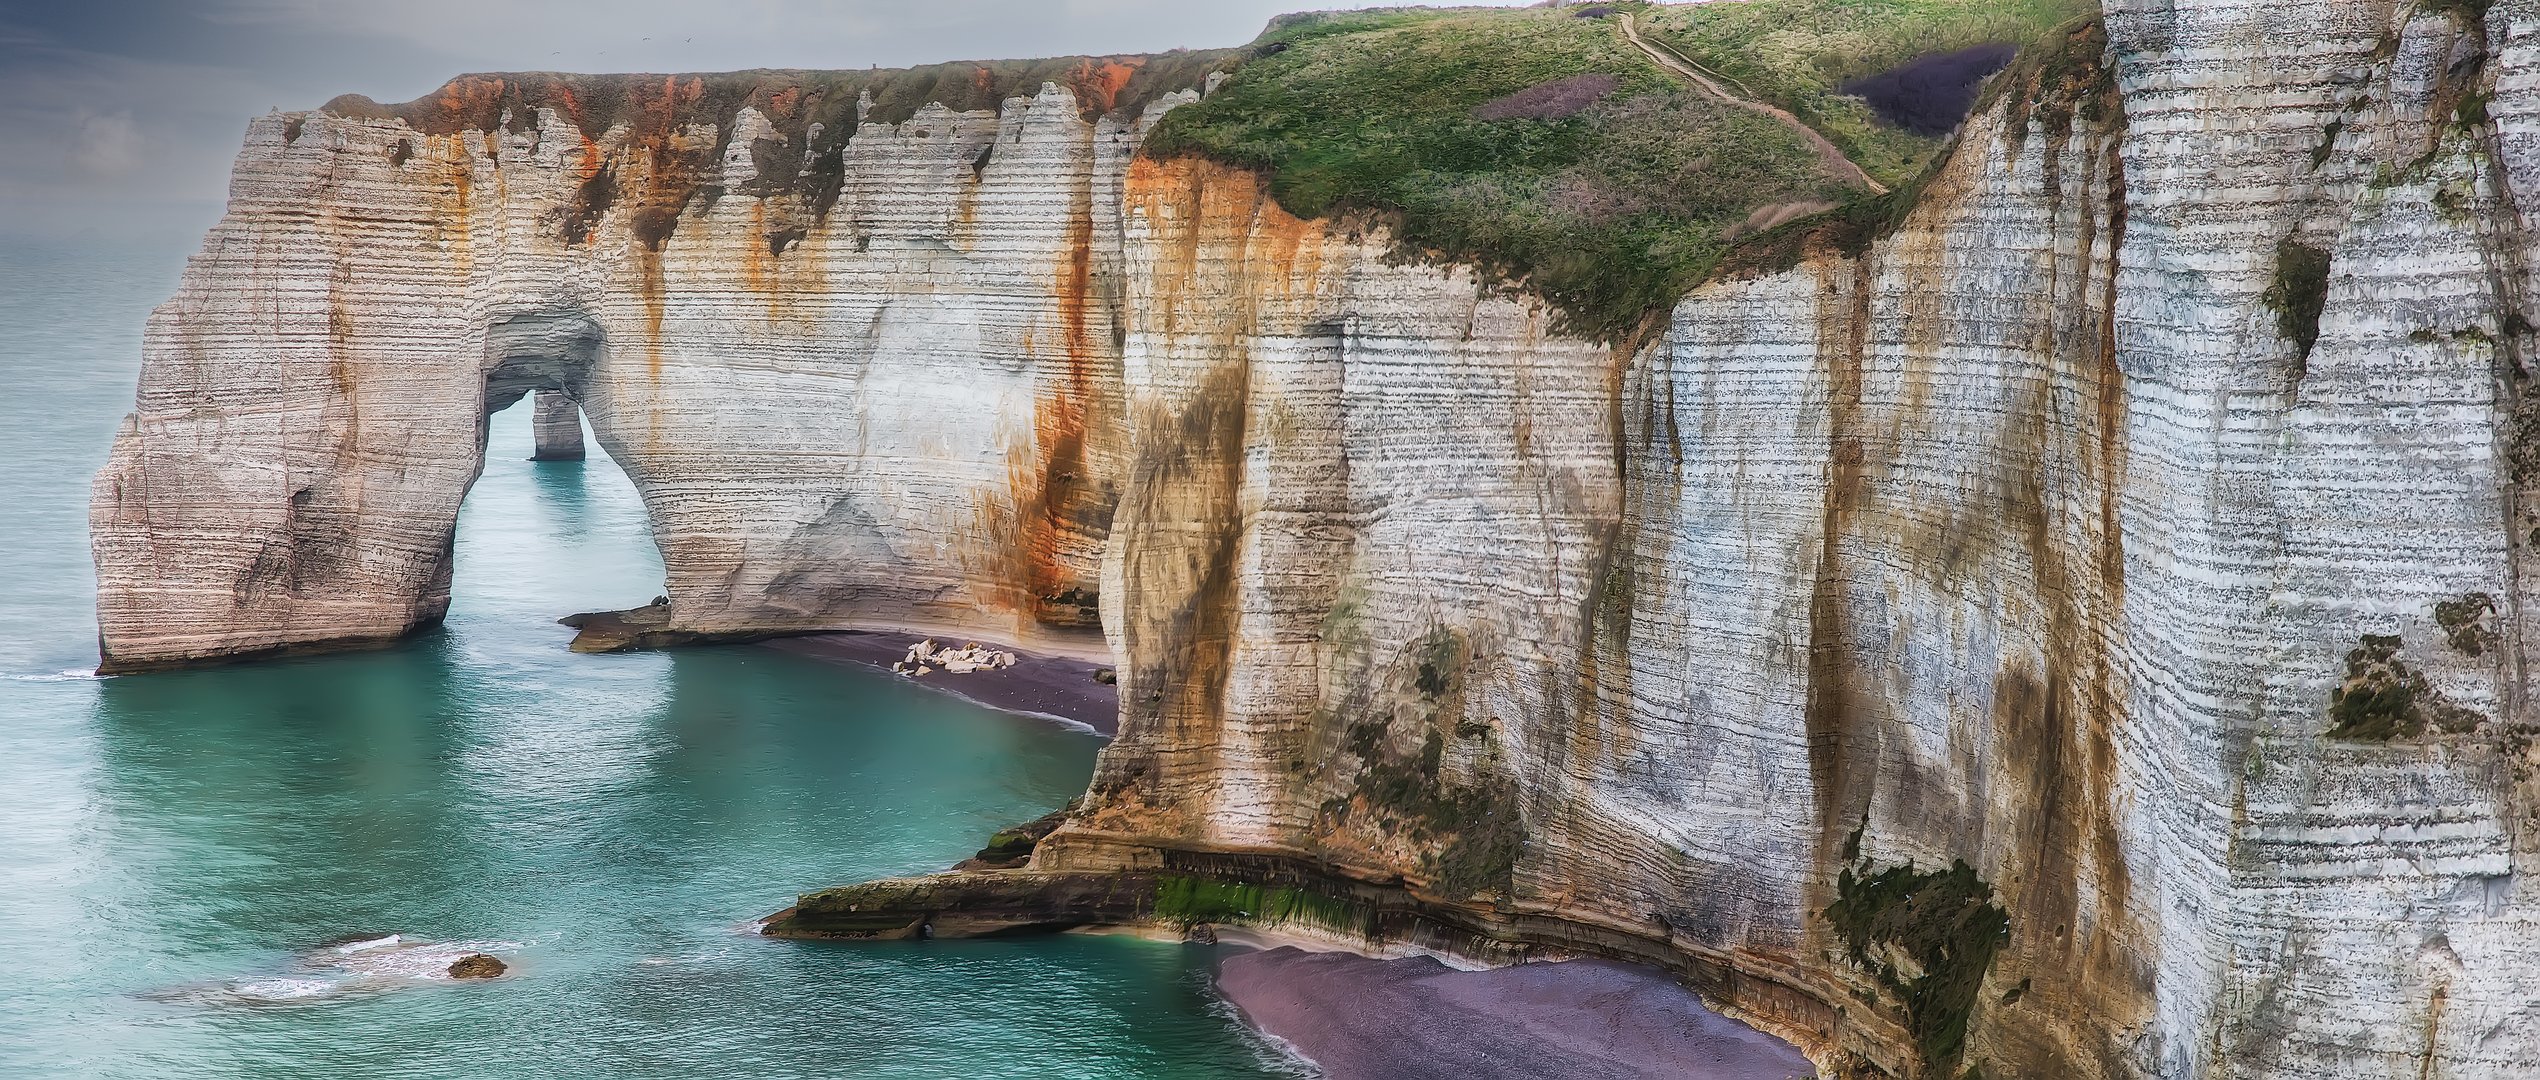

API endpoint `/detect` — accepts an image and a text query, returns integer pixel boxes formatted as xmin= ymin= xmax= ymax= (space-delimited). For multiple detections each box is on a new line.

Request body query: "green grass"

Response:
xmin=1638 ymin=0 xmax=2091 ymax=187
xmin=1143 ymin=6 xmax=1847 ymax=342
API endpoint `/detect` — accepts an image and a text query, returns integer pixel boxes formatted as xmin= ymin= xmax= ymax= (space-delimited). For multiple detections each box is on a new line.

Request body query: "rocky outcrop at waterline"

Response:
xmin=446 ymin=953 xmax=507 ymax=979
xmin=93 ymin=1 xmax=2540 ymax=1076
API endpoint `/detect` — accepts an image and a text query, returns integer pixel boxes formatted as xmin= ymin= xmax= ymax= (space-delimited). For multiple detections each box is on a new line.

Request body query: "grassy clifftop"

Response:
xmin=1637 ymin=0 xmax=2090 ymax=185
xmin=1143 ymin=0 xmax=2090 ymax=342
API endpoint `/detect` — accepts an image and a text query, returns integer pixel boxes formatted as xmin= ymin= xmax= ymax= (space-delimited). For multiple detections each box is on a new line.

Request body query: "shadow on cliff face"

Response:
xmin=1842 ymin=44 xmax=2020 ymax=136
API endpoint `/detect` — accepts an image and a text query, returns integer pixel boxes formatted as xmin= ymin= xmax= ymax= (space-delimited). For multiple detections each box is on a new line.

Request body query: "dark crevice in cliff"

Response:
xmin=2262 ymin=239 xmax=2332 ymax=365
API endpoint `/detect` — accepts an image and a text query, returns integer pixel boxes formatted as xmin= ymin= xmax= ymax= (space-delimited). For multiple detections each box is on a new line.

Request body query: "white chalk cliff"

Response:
xmin=91 ymin=2 xmax=2540 ymax=1076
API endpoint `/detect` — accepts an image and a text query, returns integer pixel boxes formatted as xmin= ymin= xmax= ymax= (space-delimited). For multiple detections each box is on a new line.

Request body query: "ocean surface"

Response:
xmin=0 ymin=236 xmax=1306 ymax=1078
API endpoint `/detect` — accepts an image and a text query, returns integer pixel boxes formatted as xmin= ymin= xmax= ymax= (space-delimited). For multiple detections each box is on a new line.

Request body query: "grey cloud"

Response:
xmin=68 ymin=111 xmax=143 ymax=177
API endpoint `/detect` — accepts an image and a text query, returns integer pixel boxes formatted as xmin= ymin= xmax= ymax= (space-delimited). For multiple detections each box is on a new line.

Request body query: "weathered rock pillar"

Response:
xmin=529 ymin=389 xmax=585 ymax=461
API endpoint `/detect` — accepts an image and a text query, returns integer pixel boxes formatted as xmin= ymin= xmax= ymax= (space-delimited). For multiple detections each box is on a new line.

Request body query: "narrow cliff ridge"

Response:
xmin=96 ymin=1 xmax=2540 ymax=1077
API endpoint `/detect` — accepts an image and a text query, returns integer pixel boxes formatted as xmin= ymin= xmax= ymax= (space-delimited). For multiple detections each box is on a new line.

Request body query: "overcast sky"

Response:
xmin=0 ymin=0 xmax=1529 ymax=243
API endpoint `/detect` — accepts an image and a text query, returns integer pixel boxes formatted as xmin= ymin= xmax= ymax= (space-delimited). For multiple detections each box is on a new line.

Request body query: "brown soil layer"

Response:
xmin=763 ymin=631 xmax=1120 ymax=736
xmin=1217 ymin=946 xmax=1817 ymax=1080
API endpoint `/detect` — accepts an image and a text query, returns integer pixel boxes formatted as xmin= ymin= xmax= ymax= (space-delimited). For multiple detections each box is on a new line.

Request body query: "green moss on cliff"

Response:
xmin=2327 ymin=634 xmax=2482 ymax=740
xmin=2434 ymin=593 xmax=2499 ymax=657
xmin=2263 ymin=239 xmax=2333 ymax=363
xmin=1824 ymin=852 xmax=2011 ymax=1076
xmin=1313 ymin=629 xmax=1525 ymax=900
xmin=1151 ymin=875 xmax=1366 ymax=931
xmin=965 ymin=803 xmax=1076 ymax=869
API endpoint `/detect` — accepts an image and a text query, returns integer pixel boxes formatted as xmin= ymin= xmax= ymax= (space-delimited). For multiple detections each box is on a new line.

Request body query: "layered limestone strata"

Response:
xmin=98 ymin=1 xmax=2540 ymax=1077
xmin=529 ymin=389 xmax=584 ymax=461
xmin=89 ymin=59 xmax=1219 ymax=670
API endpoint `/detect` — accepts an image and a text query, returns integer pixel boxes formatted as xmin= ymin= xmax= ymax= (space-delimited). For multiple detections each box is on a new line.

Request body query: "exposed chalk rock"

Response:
xmin=90 ymin=64 xmax=1207 ymax=671
xmin=528 ymin=389 xmax=584 ymax=461
xmin=93 ymin=3 xmax=2540 ymax=1077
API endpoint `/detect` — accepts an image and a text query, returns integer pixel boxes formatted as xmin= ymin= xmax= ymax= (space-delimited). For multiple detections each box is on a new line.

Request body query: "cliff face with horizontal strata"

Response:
xmin=93 ymin=1 xmax=2540 ymax=1077
xmin=89 ymin=58 xmax=1229 ymax=668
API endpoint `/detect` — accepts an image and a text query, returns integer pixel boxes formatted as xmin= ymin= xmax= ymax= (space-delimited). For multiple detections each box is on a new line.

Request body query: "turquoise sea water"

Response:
xmin=0 ymin=237 xmax=1303 ymax=1078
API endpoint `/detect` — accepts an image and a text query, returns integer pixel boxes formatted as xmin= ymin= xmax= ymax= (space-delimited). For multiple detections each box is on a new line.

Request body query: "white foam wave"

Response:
xmin=7 ymin=668 xmax=105 ymax=682
xmin=1207 ymin=994 xmax=1324 ymax=1078
xmin=143 ymin=935 xmax=522 ymax=1008
xmin=1009 ymin=708 xmax=1103 ymax=735
xmin=326 ymin=938 xmax=521 ymax=981
xmin=228 ymin=978 xmax=334 ymax=1002
xmin=924 ymin=684 xmax=1106 ymax=736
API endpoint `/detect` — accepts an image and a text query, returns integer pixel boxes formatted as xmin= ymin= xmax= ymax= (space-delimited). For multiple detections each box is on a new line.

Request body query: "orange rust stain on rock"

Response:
xmin=1123 ymin=156 xmax=1328 ymax=328
xmin=434 ymin=133 xmax=474 ymax=268
xmin=552 ymin=86 xmax=604 ymax=180
xmin=1019 ymin=173 xmax=1104 ymax=625
xmin=744 ymin=198 xmax=774 ymax=310
xmin=639 ymin=244 xmax=666 ymax=381
xmin=1067 ymin=60 xmax=1142 ymax=114
xmin=325 ymin=256 xmax=357 ymax=399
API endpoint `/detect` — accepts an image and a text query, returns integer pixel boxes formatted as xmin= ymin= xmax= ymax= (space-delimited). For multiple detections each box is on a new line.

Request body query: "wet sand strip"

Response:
xmin=763 ymin=631 xmax=1120 ymax=736
xmin=1217 ymin=946 xmax=1817 ymax=1080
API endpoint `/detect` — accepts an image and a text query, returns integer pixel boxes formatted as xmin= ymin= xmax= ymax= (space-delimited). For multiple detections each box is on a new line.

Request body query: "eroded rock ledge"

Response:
xmin=764 ymin=830 xmax=1880 ymax=1075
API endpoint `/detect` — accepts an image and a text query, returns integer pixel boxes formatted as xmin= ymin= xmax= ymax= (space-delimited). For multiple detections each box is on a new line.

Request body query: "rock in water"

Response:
xmin=528 ymin=389 xmax=585 ymax=461
xmin=446 ymin=954 xmax=506 ymax=980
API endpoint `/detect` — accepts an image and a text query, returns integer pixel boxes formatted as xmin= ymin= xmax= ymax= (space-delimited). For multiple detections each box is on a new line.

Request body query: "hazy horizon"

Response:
xmin=0 ymin=0 xmax=1533 ymax=244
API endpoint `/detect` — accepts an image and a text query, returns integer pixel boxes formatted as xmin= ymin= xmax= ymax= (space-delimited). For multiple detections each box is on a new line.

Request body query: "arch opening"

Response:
xmin=438 ymin=312 xmax=669 ymax=644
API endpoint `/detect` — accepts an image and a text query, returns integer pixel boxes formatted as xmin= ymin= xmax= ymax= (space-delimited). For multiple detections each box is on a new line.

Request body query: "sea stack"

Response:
xmin=529 ymin=389 xmax=585 ymax=461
